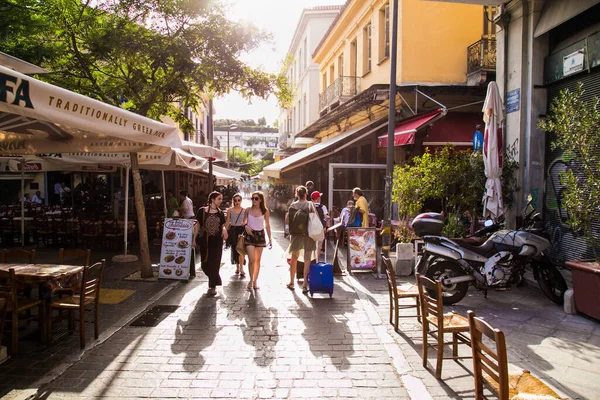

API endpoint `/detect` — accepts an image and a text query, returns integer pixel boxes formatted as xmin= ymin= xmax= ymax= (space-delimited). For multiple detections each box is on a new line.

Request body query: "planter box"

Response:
xmin=566 ymin=260 xmax=600 ymax=320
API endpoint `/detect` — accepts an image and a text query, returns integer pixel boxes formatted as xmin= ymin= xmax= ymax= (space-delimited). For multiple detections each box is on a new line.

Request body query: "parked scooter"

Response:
xmin=413 ymin=195 xmax=567 ymax=305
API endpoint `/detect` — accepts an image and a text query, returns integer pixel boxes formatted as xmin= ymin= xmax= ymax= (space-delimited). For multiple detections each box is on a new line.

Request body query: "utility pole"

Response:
xmin=382 ymin=0 xmax=399 ymax=272
xmin=227 ymin=124 xmax=238 ymax=169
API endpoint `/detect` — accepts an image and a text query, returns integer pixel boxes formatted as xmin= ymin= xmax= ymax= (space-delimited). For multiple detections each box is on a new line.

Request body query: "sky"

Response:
xmin=213 ymin=0 xmax=346 ymax=126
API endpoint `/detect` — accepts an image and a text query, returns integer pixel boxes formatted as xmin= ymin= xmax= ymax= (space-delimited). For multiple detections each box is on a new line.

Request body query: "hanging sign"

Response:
xmin=346 ymin=227 xmax=377 ymax=271
xmin=159 ymin=218 xmax=194 ymax=280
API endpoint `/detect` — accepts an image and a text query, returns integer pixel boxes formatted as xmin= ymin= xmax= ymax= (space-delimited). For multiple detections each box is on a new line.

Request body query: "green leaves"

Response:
xmin=538 ymin=83 xmax=600 ymax=252
xmin=0 ymin=0 xmax=291 ymax=122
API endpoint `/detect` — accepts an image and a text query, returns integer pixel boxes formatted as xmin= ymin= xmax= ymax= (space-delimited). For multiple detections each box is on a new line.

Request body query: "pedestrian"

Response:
xmin=178 ymin=190 xmax=195 ymax=218
xmin=310 ymin=191 xmax=329 ymax=261
xmin=352 ymin=187 xmax=369 ymax=227
xmin=305 ymin=181 xmax=315 ymax=198
xmin=285 ymin=185 xmax=316 ymax=293
xmin=60 ymin=182 xmax=71 ymax=205
xmin=23 ymin=193 xmax=31 ymax=203
xmin=225 ymin=193 xmax=246 ymax=278
xmin=53 ymin=181 xmax=63 ymax=205
xmin=31 ymin=191 xmax=43 ymax=204
xmin=243 ymin=191 xmax=272 ymax=290
xmin=166 ymin=190 xmax=179 ymax=218
xmin=339 ymin=200 xmax=355 ymax=226
xmin=196 ymin=191 xmax=228 ymax=296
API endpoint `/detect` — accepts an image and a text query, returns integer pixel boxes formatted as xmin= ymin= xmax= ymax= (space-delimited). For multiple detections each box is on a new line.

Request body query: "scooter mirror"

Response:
xmin=484 ymin=220 xmax=494 ymax=227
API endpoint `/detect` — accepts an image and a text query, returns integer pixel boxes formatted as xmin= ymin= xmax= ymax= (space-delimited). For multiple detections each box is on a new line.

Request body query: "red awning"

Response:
xmin=377 ymin=109 xmax=443 ymax=147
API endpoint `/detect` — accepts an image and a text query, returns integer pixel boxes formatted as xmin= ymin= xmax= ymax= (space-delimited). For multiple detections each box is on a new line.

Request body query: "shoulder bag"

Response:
xmin=308 ymin=202 xmax=325 ymax=242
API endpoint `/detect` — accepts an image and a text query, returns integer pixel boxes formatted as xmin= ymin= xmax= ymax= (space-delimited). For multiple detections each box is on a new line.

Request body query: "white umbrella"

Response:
xmin=482 ymin=81 xmax=504 ymax=219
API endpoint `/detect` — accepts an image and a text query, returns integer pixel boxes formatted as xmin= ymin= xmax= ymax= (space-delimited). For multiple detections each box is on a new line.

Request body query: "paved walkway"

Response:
xmin=1 ymin=212 xmax=598 ymax=399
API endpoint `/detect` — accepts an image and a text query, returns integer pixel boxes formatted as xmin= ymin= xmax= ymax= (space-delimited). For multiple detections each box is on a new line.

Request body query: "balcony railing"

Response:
xmin=278 ymin=132 xmax=290 ymax=149
xmin=467 ymin=38 xmax=496 ymax=75
xmin=319 ymin=76 xmax=360 ymax=112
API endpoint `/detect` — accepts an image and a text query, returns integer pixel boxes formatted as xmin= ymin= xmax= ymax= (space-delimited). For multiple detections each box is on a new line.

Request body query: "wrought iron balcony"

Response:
xmin=319 ymin=76 xmax=360 ymax=113
xmin=278 ymin=132 xmax=290 ymax=149
xmin=467 ymin=38 xmax=496 ymax=75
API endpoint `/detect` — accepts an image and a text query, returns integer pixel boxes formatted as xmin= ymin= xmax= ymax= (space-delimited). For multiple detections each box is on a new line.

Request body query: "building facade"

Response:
xmin=277 ymin=6 xmax=343 ymax=153
xmin=266 ymin=0 xmax=490 ymax=219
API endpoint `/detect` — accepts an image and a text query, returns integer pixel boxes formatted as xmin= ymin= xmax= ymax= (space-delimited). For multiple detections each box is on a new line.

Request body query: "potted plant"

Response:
xmin=538 ymin=83 xmax=600 ymax=319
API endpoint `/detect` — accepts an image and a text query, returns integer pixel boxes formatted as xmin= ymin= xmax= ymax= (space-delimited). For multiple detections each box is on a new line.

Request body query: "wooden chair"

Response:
xmin=467 ymin=311 xmax=562 ymax=400
xmin=58 ymin=248 xmax=91 ymax=267
xmin=1 ymin=249 xmax=36 ymax=264
xmin=0 ymin=269 xmax=45 ymax=354
xmin=382 ymin=256 xmax=420 ymax=332
xmin=417 ymin=273 xmax=471 ymax=379
xmin=47 ymin=259 xmax=105 ymax=348
xmin=0 ymin=297 xmax=7 ymax=349
xmin=79 ymin=220 xmax=98 ymax=249
xmin=101 ymin=219 xmax=123 ymax=250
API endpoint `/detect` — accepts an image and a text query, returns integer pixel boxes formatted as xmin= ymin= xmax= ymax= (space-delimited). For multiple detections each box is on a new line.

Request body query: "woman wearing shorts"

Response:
xmin=243 ymin=191 xmax=272 ymax=290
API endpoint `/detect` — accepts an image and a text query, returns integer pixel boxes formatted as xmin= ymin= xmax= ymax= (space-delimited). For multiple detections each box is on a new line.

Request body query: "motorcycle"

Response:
xmin=413 ymin=195 xmax=568 ymax=305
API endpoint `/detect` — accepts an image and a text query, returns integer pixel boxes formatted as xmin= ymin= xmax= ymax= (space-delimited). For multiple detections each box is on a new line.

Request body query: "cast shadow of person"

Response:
xmin=171 ymin=294 xmax=222 ymax=372
xmin=290 ymin=289 xmax=355 ymax=371
xmin=229 ymin=290 xmax=280 ymax=367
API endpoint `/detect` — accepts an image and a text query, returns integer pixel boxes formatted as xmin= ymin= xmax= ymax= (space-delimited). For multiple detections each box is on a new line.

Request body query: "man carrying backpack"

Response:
xmin=285 ymin=185 xmax=316 ymax=293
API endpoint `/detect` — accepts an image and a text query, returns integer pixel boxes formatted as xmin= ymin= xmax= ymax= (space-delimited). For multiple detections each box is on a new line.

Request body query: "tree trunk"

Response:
xmin=130 ymin=153 xmax=152 ymax=278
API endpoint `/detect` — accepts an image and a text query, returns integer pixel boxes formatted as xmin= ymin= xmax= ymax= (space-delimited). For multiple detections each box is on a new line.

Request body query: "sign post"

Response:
xmin=159 ymin=218 xmax=195 ymax=281
xmin=346 ymin=227 xmax=377 ymax=273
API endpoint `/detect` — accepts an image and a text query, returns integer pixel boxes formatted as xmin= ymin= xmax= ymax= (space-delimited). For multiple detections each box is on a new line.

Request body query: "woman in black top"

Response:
xmin=196 ymin=191 xmax=228 ymax=296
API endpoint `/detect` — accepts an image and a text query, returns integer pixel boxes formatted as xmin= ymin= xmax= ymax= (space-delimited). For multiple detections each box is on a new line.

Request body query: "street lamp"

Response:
xmin=231 ymin=145 xmax=240 ymax=169
xmin=227 ymin=124 xmax=238 ymax=168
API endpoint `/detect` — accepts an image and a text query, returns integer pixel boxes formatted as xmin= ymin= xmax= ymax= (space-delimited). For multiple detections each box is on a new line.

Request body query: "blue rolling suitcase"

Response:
xmin=308 ymin=240 xmax=334 ymax=297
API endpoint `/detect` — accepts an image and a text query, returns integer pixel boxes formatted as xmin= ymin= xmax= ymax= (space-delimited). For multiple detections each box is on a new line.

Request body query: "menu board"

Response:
xmin=159 ymin=218 xmax=195 ymax=280
xmin=346 ymin=227 xmax=377 ymax=270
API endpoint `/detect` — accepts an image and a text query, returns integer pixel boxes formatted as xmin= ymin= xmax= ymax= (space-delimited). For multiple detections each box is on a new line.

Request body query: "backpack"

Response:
xmin=315 ymin=203 xmax=326 ymax=227
xmin=347 ymin=206 xmax=362 ymax=227
xmin=289 ymin=204 xmax=309 ymax=235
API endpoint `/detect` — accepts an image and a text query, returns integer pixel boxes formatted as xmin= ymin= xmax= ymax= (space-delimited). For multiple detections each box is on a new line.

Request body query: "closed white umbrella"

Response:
xmin=482 ymin=81 xmax=504 ymax=219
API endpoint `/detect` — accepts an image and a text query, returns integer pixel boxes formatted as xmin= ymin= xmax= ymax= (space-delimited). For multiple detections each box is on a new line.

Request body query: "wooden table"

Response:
xmin=0 ymin=263 xmax=83 ymax=292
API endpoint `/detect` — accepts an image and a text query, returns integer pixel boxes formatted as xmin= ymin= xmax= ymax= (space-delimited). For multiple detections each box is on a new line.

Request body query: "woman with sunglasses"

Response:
xmin=225 ymin=193 xmax=246 ymax=277
xmin=242 ymin=191 xmax=272 ymax=290
xmin=196 ymin=191 xmax=228 ymax=296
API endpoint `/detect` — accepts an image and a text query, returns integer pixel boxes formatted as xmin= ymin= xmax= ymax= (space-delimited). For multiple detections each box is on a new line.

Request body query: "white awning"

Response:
xmin=534 ymin=0 xmax=600 ymax=38
xmin=182 ymin=140 xmax=226 ymax=161
xmin=263 ymin=119 xmax=387 ymax=179
xmin=0 ymin=65 xmax=183 ymax=154
xmin=204 ymin=165 xmax=244 ymax=180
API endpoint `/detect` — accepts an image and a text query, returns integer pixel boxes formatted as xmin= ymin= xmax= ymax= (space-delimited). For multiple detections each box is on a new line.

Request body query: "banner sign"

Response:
xmin=346 ymin=227 xmax=377 ymax=271
xmin=159 ymin=218 xmax=195 ymax=281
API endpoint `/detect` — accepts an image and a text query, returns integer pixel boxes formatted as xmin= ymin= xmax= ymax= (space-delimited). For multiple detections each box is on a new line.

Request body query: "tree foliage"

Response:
xmin=538 ymin=83 xmax=600 ymax=253
xmin=392 ymin=144 xmax=519 ymax=228
xmin=0 ymin=0 xmax=292 ymax=130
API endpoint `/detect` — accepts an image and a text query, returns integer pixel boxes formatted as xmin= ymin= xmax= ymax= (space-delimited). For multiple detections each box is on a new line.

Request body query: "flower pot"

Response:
xmin=565 ymin=260 xmax=600 ymax=320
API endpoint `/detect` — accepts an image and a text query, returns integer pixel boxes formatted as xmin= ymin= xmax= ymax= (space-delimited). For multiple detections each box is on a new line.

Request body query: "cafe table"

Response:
xmin=0 ymin=263 xmax=83 ymax=294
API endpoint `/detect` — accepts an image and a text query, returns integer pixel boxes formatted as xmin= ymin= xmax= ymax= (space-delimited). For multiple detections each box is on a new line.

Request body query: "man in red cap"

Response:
xmin=310 ymin=191 xmax=328 ymax=260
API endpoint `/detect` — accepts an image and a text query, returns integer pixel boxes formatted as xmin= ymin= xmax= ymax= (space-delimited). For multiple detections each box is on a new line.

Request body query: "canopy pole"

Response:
xmin=124 ymin=165 xmax=130 ymax=255
xmin=21 ymin=160 xmax=25 ymax=246
xmin=162 ymin=170 xmax=167 ymax=218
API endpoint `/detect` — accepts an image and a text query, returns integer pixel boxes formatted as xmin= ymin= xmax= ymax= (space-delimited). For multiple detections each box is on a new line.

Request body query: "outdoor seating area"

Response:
xmin=0 ymin=249 xmax=104 ymax=356
xmin=382 ymin=256 xmax=564 ymax=399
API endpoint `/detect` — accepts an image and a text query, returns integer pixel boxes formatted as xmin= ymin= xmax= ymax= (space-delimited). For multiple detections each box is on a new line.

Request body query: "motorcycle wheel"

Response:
xmin=425 ymin=261 xmax=469 ymax=305
xmin=537 ymin=263 xmax=567 ymax=305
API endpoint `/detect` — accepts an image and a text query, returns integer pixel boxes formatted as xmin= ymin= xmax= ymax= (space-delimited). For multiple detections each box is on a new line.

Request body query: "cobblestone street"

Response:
xmin=1 ymin=212 xmax=598 ymax=399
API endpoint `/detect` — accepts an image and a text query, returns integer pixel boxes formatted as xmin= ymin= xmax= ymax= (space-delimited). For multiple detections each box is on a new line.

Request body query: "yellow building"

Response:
xmin=264 ymin=0 xmax=496 ymax=218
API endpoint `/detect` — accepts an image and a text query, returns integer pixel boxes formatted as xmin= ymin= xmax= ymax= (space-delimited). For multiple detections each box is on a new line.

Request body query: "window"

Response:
xmin=379 ymin=4 xmax=390 ymax=61
xmin=299 ymin=49 xmax=303 ymax=74
xmin=363 ymin=23 xmax=372 ymax=74
xmin=304 ymin=38 xmax=308 ymax=68
xmin=322 ymin=72 xmax=327 ymax=91
xmin=303 ymin=94 xmax=307 ymax=127
xmin=297 ymin=100 xmax=301 ymax=131
xmin=329 ymin=64 xmax=335 ymax=85
xmin=350 ymin=40 xmax=357 ymax=76
xmin=338 ymin=53 xmax=344 ymax=77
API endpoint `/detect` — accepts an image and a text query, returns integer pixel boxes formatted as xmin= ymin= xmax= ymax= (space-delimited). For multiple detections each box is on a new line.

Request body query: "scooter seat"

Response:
xmin=456 ymin=238 xmax=496 ymax=257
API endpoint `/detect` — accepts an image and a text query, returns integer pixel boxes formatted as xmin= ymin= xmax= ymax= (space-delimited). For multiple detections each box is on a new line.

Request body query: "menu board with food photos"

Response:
xmin=159 ymin=218 xmax=195 ymax=280
xmin=346 ymin=227 xmax=377 ymax=271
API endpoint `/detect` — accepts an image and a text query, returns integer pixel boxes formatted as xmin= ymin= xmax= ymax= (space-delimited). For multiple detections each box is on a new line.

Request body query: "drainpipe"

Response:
xmin=520 ymin=0 xmax=530 ymax=209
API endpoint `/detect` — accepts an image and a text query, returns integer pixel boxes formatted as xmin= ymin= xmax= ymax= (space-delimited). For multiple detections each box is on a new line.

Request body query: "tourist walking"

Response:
xmin=196 ymin=191 xmax=228 ymax=296
xmin=243 ymin=191 xmax=272 ymax=290
xmin=225 ymin=193 xmax=246 ymax=278
xmin=166 ymin=190 xmax=179 ymax=217
xmin=178 ymin=190 xmax=195 ymax=219
xmin=285 ymin=185 xmax=316 ymax=294
xmin=311 ymin=191 xmax=329 ymax=261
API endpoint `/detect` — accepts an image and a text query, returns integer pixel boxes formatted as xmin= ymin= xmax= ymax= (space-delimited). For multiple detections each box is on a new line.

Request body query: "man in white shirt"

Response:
xmin=339 ymin=200 xmax=354 ymax=226
xmin=178 ymin=190 xmax=195 ymax=218
xmin=54 ymin=182 xmax=63 ymax=204
xmin=31 ymin=191 xmax=43 ymax=204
